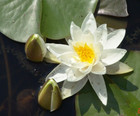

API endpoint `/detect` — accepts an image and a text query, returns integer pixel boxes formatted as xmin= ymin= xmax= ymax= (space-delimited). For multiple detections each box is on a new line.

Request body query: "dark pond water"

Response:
xmin=0 ymin=0 xmax=140 ymax=116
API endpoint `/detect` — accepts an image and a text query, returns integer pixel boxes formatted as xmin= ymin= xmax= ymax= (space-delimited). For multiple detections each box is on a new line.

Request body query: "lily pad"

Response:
xmin=98 ymin=0 xmax=128 ymax=17
xmin=41 ymin=0 xmax=98 ymax=40
xmin=0 ymin=0 xmax=42 ymax=43
xmin=0 ymin=0 xmax=98 ymax=42
xmin=75 ymin=51 xmax=140 ymax=116
xmin=96 ymin=16 xmax=128 ymax=29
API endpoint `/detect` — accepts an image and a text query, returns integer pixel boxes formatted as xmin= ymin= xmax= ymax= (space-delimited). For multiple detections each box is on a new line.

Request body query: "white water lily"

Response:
xmin=45 ymin=12 xmax=133 ymax=105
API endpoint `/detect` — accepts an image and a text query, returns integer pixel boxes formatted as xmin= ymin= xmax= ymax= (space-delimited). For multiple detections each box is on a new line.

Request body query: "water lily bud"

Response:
xmin=38 ymin=79 xmax=62 ymax=112
xmin=25 ymin=34 xmax=46 ymax=62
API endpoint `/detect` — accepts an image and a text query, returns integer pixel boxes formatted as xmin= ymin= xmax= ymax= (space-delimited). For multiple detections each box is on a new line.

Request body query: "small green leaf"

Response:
xmin=75 ymin=51 xmax=140 ymax=116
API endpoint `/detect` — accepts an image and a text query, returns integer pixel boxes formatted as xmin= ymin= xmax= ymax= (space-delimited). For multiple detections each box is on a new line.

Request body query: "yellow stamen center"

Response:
xmin=73 ymin=42 xmax=95 ymax=63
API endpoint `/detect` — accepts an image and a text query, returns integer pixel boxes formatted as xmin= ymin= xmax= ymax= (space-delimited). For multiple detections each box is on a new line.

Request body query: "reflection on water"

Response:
xmin=16 ymin=89 xmax=37 ymax=116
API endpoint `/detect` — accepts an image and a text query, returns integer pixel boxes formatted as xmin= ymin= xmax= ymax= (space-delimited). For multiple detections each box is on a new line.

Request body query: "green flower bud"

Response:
xmin=25 ymin=34 xmax=46 ymax=62
xmin=38 ymin=79 xmax=62 ymax=112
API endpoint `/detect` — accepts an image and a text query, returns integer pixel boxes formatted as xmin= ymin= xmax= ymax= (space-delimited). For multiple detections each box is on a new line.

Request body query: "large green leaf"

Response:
xmin=75 ymin=51 xmax=140 ymax=116
xmin=41 ymin=0 xmax=98 ymax=39
xmin=0 ymin=0 xmax=98 ymax=42
xmin=0 ymin=0 xmax=42 ymax=43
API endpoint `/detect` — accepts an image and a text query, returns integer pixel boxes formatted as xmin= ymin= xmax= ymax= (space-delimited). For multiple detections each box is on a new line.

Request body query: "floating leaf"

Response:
xmin=98 ymin=0 xmax=128 ymax=17
xmin=96 ymin=16 xmax=128 ymax=29
xmin=41 ymin=0 xmax=98 ymax=39
xmin=0 ymin=0 xmax=98 ymax=42
xmin=0 ymin=0 xmax=42 ymax=43
xmin=75 ymin=51 xmax=140 ymax=116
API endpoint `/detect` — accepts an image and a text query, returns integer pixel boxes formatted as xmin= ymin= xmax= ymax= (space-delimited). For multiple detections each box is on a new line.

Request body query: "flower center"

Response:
xmin=73 ymin=42 xmax=95 ymax=63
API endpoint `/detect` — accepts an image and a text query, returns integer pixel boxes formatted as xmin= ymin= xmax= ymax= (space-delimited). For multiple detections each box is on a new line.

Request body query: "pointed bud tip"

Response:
xmin=25 ymin=34 xmax=46 ymax=62
xmin=38 ymin=79 xmax=62 ymax=112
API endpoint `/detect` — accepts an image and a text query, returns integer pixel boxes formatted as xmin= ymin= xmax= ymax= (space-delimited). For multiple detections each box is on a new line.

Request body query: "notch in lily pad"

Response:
xmin=38 ymin=79 xmax=62 ymax=112
xmin=25 ymin=34 xmax=46 ymax=62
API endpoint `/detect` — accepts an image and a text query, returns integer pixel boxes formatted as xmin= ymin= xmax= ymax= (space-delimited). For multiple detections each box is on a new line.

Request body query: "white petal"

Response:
xmin=101 ymin=48 xmax=127 ymax=66
xmin=70 ymin=22 xmax=83 ymax=41
xmin=81 ymin=12 xmax=97 ymax=34
xmin=88 ymin=74 xmax=107 ymax=105
xmin=45 ymin=64 xmax=68 ymax=83
xmin=106 ymin=61 xmax=133 ymax=75
xmin=58 ymin=52 xmax=77 ymax=66
xmin=79 ymin=65 xmax=92 ymax=74
xmin=94 ymin=24 xmax=107 ymax=45
xmin=81 ymin=31 xmax=95 ymax=44
xmin=94 ymin=42 xmax=103 ymax=60
xmin=58 ymin=52 xmax=88 ymax=68
xmin=91 ymin=62 xmax=106 ymax=75
xmin=104 ymin=29 xmax=126 ymax=49
xmin=44 ymin=50 xmax=60 ymax=63
xmin=61 ymin=78 xmax=88 ymax=99
xmin=66 ymin=68 xmax=87 ymax=82
xmin=69 ymin=30 xmax=95 ymax=45
xmin=46 ymin=43 xmax=72 ymax=57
